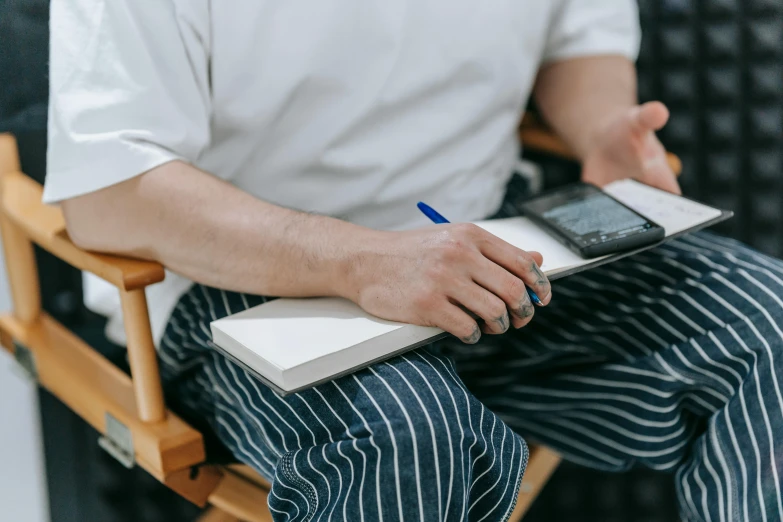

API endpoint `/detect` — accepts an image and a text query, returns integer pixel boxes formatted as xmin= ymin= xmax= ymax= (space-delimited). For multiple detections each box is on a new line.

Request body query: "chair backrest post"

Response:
xmin=0 ymin=134 xmax=42 ymax=325
xmin=0 ymin=214 xmax=42 ymax=324
xmin=119 ymin=287 xmax=166 ymax=423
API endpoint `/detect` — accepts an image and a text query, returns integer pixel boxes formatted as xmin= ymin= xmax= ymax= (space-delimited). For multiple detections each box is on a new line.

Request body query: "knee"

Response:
xmin=358 ymin=351 xmax=479 ymax=447
xmin=366 ymin=353 xmax=528 ymax=518
xmin=351 ymin=350 xmax=528 ymax=483
xmin=272 ymin=351 xmax=528 ymax=520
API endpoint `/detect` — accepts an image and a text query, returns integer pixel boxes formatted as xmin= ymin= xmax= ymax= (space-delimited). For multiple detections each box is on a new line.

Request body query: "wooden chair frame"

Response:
xmin=0 ymin=119 xmax=679 ymax=521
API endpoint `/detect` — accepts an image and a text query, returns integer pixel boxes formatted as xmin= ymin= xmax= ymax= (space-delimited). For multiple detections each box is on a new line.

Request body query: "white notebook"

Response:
xmin=210 ymin=180 xmax=730 ymax=395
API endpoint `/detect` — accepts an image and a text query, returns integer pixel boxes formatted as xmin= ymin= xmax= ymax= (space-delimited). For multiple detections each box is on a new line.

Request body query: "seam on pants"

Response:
xmin=500 ymin=437 xmax=530 ymax=522
xmin=716 ymin=433 xmax=742 ymax=522
xmin=280 ymin=451 xmax=317 ymax=521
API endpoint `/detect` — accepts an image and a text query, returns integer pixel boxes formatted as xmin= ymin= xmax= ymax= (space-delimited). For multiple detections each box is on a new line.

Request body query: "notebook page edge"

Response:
xmin=210 ymin=324 xmax=286 ymax=384
xmin=282 ymin=325 xmax=445 ymax=391
xmin=210 ymin=297 xmax=407 ymax=370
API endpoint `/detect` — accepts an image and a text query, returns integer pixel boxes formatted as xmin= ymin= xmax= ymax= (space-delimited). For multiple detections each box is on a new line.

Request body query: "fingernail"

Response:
xmin=533 ymin=290 xmax=552 ymax=306
xmin=514 ymin=292 xmax=534 ymax=317
xmin=496 ymin=314 xmax=509 ymax=333
xmin=461 ymin=326 xmax=481 ymax=345
xmin=516 ymin=301 xmax=535 ymax=320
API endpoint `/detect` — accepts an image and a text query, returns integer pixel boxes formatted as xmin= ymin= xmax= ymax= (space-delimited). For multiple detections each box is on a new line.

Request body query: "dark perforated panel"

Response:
xmin=638 ymin=0 xmax=783 ymax=256
xmin=526 ymin=3 xmax=782 ymax=521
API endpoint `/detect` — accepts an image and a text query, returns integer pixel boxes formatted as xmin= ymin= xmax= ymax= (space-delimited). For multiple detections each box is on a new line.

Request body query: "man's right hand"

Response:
xmin=342 ymin=223 xmax=552 ymax=344
xmin=62 ymin=161 xmax=549 ymax=344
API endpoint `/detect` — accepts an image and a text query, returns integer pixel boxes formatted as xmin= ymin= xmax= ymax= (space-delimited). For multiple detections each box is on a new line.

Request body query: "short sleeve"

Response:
xmin=44 ymin=0 xmax=211 ymax=203
xmin=542 ymin=0 xmax=641 ymax=64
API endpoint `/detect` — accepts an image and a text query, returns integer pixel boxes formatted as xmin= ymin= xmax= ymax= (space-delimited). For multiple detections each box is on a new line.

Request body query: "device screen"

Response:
xmin=520 ymin=183 xmax=664 ymax=257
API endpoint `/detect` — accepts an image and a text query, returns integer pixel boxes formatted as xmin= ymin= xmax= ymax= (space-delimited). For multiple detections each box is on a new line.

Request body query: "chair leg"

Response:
xmin=508 ymin=446 xmax=561 ymax=521
xmin=197 ymin=506 xmax=241 ymax=522
xmin=199 ymin=447 xmax=559 ymax=522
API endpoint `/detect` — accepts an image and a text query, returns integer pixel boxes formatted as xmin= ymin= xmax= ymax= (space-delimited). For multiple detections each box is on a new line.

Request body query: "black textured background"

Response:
xmin=527 ymin=1 xmax=783 ymax=520
xmin=1 ymin=0 xmax=781 ymax=521
xmin=639 ymin=0 xmax=783 ymax=257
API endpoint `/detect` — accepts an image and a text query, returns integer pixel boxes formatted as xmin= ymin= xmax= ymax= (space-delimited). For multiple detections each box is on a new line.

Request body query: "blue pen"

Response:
xmin=417 ymin=202 xmax=543 ymax=306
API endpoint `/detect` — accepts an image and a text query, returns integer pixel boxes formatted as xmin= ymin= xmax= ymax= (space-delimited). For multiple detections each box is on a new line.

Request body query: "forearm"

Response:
xmin=60 ymin=163 xmax=554 ymax=343
xmin=61 ymin=160 xmax=377 ymax=297
xmin=533 ymin=55 xmax=637 ymax=161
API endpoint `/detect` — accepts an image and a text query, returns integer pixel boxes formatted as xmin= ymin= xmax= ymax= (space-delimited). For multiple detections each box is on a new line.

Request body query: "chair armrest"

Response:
xmin=1 ymin=120 xmax=678 ymax=294
xmin=0 ymin=170 xmax=165 ymax=291
xmin=0 ymin=169 xmax=168 ymax=422
xmin=0 ymin=133 xmax=21 ymax=174
xmin=2 ymin=121 xmax=676 ymax=291
xmin=518 ymin=112 xmax=683 ymax=176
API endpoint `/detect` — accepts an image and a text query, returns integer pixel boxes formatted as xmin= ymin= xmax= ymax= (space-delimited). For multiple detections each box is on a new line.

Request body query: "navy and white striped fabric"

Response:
xmin=159 ymin=229 xmax=783 ymax=522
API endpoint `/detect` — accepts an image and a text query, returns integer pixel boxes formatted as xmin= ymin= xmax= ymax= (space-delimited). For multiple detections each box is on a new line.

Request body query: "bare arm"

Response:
xmin=63 ymin=160 xmax=371 ymax=298
xmin=533 ymin=56 xmax=680 ymax=194
xmin=533 ymin=56 xmax=636 ymax=161
xmin=62 ymin=161 xmax=552 ymax=344
xmin=52 ymin=0 xmax=551 ymax=344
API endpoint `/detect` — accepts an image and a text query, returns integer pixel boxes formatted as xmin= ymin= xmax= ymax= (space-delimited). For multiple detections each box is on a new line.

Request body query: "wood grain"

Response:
xmin=0 ymin=134 xmax=20 ymax=173
xmin=508 ymin=445 xmax=562 ymax=521
xmin=519 ymin=113 xmax=683 ymax=176
xmin=164 ymin=465 xmax=224 ymax=507
xmin=0 ymin=136 xmax=41 ymax=323
xmin=120 ymin=288 xmax=166 ymax=423
xmin=226 ymin=464 xmax=272 ymax=490
xmin=1 ymin=127 xmax=572 ymax=520
xmin=0 ymin=171 xmax=165 ymax=291
xmin=0 ymin=313 xmax=205 ymax=476
xmin=197 ymin=506 xmax=241 ymax=522
xmin=209 ymin=469 xmax=273 ymax=522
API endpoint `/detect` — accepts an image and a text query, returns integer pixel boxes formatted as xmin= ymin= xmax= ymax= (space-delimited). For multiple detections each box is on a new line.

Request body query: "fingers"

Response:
xmin=415 ymin=224 xmax=549 ymax=342
xmin=527 ymin=250 xmax=544 ymax=267
xmin=478 ymin=235 xmax=552 ymax=306
xmin=645 ymin=159 xmax=682 ymax=195
xmin=631 ymin=101 xmax=670 ymax=132
xmin=641 ymin=134 xmax=682 ymax=195
xmin=449 ymin=281 xmax=511 ymax=335
xmin=436 ymin=302 xmax=482 ymax=344
xmin=471 ymin=259 xmax=536 ymax=329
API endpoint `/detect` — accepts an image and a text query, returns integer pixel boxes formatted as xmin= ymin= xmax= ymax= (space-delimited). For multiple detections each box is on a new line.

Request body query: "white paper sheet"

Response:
xmin=476 ymin=179 xmax=723 ymax=275
xmin=212 ymin=180 xmax=725 ymax=386
xmin=603 ymin=179 xmax=723 ymax=235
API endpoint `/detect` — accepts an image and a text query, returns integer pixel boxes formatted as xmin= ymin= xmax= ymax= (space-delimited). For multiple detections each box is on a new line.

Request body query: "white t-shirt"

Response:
xmin=45 ymin=0 xmax=640 ymax=345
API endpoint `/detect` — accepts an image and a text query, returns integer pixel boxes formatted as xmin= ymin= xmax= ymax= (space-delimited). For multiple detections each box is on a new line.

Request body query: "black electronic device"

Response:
xmin=519 ymin=182 xmax=665 ymax=258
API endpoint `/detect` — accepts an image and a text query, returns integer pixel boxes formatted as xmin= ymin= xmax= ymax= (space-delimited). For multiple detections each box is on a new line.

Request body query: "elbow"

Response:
xmin=60 ymin=166 xmax=181 ymax=259
xmin=61 ymin=197 xmax=109 ymax=252
xmin=60 ymin=186 xmax=160 ymax=262
xmin=61 ymin=175 xmax=146 ymax=253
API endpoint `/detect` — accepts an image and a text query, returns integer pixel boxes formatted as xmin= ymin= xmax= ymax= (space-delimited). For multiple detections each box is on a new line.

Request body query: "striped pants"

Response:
xmin=158 ymin=231 xmax=783 ymax=522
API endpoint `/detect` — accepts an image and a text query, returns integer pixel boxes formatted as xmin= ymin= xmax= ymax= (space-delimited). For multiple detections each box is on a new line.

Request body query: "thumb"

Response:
xmin=630 ymin=101 xmax=670 ymax=132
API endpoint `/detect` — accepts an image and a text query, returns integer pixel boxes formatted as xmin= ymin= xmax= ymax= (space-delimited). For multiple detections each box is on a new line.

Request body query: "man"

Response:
xmin=46 ymin=1 xmax=782 ymax=520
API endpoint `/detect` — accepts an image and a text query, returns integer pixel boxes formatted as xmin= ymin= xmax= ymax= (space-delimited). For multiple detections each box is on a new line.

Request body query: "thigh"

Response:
xmin=159 ymin=285 xmax=528 ymax=521
xmin=452 ymin=232 xmax=783 ymax=469
xmin=455 ymin=231 xmax=783 ymax=377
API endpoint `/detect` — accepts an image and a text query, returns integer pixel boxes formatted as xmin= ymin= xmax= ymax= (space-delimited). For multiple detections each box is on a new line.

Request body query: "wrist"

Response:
xmin=329 ymin=226 xmax=390 ymax=302
xmin=580 ymin=105 xmax=635 ymax=160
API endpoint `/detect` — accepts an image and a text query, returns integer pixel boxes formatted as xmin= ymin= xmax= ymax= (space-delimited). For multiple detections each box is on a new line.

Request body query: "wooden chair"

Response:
xmin=0 ymin=118 xmax=680 ymax=521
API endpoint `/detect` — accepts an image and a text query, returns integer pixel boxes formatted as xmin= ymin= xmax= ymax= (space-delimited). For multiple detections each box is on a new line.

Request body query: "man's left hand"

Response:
xmin=581 ymin=101 xmax=681 ymax=195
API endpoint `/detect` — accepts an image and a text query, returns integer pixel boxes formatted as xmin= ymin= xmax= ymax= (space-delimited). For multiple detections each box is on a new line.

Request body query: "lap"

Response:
xmin=452 ymin=231 xmax=783 ymax=469
xmin=160 ymin=287 xmax=528 ymax=519
xmin=159 ymin=289 xmax=526 ymax=486
xmin=453 ymin=230 xmax=783 ymax=373
xmin=159 ymin=231 xmax=783 ymax=474
xmin=157 ymin=230 xmax=783 ymax=520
